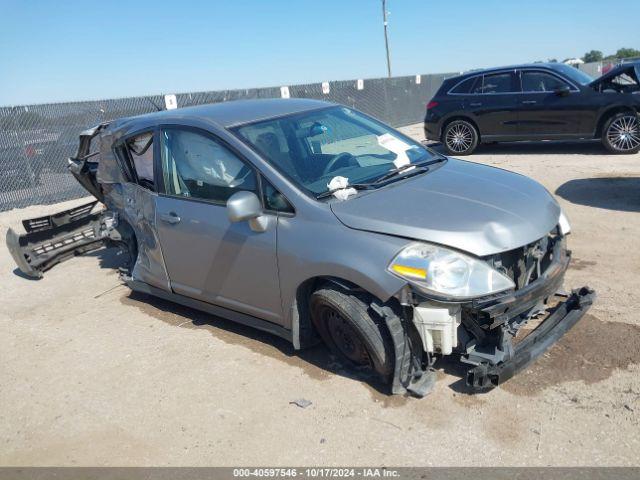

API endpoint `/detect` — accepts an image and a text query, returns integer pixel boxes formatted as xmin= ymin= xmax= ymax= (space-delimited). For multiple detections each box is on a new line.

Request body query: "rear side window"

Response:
xmin=116 ymin=131 xmax=156 ymax=190
xmin=128 ymin=133 xmax=154 ymax=184
xmin=521 ymin=71 xmax=570 ymax=92
xmin=476 ymin=72 xmax=516 ymax=94
xmin=449 ymin=77 xmax=478 ymax=94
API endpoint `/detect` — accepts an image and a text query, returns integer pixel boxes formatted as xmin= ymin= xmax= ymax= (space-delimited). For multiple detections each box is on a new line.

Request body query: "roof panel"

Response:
xmin=115 ymin=98 xmax=335 ymax=130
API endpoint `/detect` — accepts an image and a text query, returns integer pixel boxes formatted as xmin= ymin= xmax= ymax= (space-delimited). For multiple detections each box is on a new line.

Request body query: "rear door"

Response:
xmin=466 ymin=71 xmax=519 ymax=138
xmin=516 ymin=69 xmax=588 ymax=136
xmin=154 ymin=126 xmax=283 ymax=324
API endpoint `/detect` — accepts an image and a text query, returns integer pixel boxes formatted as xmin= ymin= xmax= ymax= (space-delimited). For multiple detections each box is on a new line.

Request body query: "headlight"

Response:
xmin=559 ymin=210 xmax=571 ymax=235
xmin=388 ymin=243 xmax=515 ymax=300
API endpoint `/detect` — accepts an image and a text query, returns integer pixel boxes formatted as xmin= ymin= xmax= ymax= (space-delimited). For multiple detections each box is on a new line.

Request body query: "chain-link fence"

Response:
xmin=0 ymin=72 xmax=457 ymax=211
xmin=2 ymin=59 xmax=620 ymax=212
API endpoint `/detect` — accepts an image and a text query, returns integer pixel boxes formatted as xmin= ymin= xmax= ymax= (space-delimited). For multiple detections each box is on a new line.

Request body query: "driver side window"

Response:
xmin=160 ymin=129 xmax=256 ymax=203
xmin=521 ymin=71 xmax=570 ymax=92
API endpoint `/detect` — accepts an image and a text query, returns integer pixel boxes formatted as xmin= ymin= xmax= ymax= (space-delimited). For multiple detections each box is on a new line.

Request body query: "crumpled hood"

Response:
xmin=330 ymin=159 xmax=561 ymax=257
xmin=589 ymin=61 xmax=640 ymax=87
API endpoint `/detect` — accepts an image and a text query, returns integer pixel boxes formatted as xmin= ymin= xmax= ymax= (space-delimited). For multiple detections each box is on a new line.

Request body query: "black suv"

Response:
xmin=424 ymin=62 xmax=640 ymax=155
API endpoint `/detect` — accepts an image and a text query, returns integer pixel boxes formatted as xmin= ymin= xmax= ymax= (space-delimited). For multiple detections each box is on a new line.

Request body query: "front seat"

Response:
xmin=255 ymin=132 xmax=300 ymax=180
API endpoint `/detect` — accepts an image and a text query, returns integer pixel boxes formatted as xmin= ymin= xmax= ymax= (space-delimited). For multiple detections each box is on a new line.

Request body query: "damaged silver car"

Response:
xmin=6 ymin=99 xmax=595 ymax=396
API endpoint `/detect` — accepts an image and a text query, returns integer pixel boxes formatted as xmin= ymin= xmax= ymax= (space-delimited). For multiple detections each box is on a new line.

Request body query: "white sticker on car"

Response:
xmin=377 ymin=133 xmax=412 ymax=168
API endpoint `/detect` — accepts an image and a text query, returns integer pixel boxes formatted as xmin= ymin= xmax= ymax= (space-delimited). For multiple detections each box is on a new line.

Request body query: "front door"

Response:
xmin=154 ymin=127 xmax=283 ymax=324
xmin=466 ymin=71 xmax=519 ymax=137
xmin=516 ymin=70 xmax=587 ymax=136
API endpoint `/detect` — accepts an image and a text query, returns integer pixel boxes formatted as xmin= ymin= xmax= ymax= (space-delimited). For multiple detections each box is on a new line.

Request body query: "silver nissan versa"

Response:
xmin=7 ymin=99 xmax=595 ymax=396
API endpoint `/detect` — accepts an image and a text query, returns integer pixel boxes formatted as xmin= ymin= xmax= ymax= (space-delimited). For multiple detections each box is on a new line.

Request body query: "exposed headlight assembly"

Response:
xmin=388 ymin=243 xmax=515 ymax=300
xmin=558 ymin=209 xmax=571 ymax=235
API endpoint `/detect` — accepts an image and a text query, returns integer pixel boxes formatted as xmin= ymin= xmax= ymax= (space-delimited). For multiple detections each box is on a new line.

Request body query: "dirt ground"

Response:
xmin=1 ymin=125 xmax=639 ymax=466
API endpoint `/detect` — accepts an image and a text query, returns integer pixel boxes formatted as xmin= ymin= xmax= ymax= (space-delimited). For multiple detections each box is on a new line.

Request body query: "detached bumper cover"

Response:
xmin=6 ymin=201 xmax=108 ymax=278
xmin=466 ymin=286 xmax=595 ymax=389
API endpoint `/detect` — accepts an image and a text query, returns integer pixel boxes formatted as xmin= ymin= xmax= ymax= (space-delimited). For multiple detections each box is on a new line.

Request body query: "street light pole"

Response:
xmin=382 ymin=0 xmax=392 ymax=77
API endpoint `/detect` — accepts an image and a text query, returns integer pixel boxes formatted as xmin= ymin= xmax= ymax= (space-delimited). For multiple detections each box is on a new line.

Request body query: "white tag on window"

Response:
xmin=322 ymin=81 xmax=330 ymax=94
xmin=164 ymin=94 xmax=178 ymax=110
xmin=356 ymin=79 xmax=364 ymax=90
xmin=415 ymin=75 xmax=421 ymax=84
xmin=377 ymin=133 xmax=412 ymax=168
xmin=280 ymin=86 xmax=290 ymax=99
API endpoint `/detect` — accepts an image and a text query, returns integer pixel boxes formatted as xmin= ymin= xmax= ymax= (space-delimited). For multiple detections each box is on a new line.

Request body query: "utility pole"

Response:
xmin=382 ymin=0 xmax=392 ymax=77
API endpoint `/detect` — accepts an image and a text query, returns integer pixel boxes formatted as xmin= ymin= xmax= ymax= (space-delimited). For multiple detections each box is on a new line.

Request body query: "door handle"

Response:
xmin=469 ymin=102 xmax=482 ymax=107
xmin=160 ymin=212 xmax=181 ymax=224
xmin=522 ymin=100 xmax=537 ymax=104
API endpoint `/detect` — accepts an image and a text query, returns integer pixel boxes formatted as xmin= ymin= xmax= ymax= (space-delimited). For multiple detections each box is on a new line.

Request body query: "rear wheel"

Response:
xmin=602 ymin=112 xmax=640 ymax=154
xmin=310 ymin=286 xmax=393 ymax=381
xmin=442 ymin=119 xmax=479 ymax=156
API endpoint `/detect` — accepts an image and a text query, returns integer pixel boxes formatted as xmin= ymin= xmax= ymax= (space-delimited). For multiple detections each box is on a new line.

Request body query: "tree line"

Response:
xmin=582 ymin=47 xmax=640 ymax=63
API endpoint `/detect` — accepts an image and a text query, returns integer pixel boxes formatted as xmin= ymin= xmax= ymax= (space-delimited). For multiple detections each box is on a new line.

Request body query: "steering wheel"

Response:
xmin=322 ymin=152 xmax=357 ymax=176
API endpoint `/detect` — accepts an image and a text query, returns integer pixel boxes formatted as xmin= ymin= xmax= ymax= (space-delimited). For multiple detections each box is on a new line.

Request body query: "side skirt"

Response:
xmin=126 ymin=279 xmax=293 ymax=344
xmin=481 ymin=133 xmax=595 ymax=142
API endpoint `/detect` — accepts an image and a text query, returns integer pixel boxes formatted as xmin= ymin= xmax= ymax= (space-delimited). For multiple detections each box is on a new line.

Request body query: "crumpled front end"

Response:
xmin=394 ymin=227 xmax=595 ymax=393
xmin=459 ymin=233 xmax=595 ymax=389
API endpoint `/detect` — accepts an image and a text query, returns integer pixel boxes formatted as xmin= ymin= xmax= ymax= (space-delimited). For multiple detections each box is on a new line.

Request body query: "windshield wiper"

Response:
xmin=316 ymin=156 xmax=447 ymax=200
xmin=372 ymin=157 xmax=445 ymax=185
xmin=316 ymin=183 xmax=374 ymax=200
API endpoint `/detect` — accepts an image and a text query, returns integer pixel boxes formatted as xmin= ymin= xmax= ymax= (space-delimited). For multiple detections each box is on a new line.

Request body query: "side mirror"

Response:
xmin=226 ymin=191 xmax=270 ymax=232
xmin=555 ymin=85 xmax=571 ymax=96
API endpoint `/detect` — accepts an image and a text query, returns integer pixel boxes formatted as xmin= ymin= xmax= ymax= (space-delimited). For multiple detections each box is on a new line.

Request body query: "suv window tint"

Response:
xmin=126 ymin=132 xmax=155 ymax=190
xmin=521 ymin=71 xmax=569 ymax=92
xmin=450 ymin=76 xmax=478 ymax=94
xmin=477 ymin=72 xmax=515 ymax=94
xmin=160 ymin=129 xmax=256 ymax=203
xmin=262 ymin=177 xmax=294 ymax=213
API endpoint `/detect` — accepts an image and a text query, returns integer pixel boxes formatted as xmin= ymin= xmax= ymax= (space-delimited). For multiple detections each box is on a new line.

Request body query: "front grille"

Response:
xmin=485 ymin=228 xmax=562 ymax=290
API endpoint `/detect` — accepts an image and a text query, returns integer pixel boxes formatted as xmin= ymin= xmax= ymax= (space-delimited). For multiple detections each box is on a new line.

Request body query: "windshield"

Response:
xmin=552 ymin=64 xmax=594 ymax=85
xmin=234 ymin=106 xmax=434 ymax=196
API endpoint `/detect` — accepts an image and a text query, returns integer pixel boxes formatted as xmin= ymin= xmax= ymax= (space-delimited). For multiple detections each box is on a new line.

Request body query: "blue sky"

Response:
xmin=1 ymin=0 xmax=639 ymax=106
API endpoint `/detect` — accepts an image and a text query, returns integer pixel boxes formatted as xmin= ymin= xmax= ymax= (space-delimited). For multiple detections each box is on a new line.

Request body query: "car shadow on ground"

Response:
xmin=555 ymin=177 xmax=640 ymax=212
xmin=433 ymin=356 xmax=478 ymax=394
xmin=428 ymin=140 xmax=609 ymax=156
xmin=123 ymin=290 xmax=392 ymax=396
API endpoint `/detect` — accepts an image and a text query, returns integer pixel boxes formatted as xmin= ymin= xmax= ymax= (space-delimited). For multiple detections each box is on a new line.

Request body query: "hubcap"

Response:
xmin=445 ymin=124 xmax=473 ymax=152
xmin=607 ymin=115 xmax=640 ymax=151
xmin=324 ymin=309 xmax=371 ymax=367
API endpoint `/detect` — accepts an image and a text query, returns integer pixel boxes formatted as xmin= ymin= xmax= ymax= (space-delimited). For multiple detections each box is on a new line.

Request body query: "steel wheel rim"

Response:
xmin=607 ymin=115 xmax=640 ymax=151
xmin=445 ymin=123 xmax=473 ymax=153
xmin=323 ymin=308 xmax=371 ymax=367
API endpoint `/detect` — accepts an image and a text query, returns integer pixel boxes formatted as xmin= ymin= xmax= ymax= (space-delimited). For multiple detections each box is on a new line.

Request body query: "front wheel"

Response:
xmin=442 ymin=119 xmax=479 ymax=156
xmin=310 ymin=286 xmax=394 ymax=382
xmin=602 ymin=112 xmax=640 ymax=154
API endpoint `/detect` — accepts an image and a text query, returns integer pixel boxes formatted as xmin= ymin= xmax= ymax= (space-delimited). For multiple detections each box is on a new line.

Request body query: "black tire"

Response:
xmin=442 ymin=119 xmax=479 ymax=156
xmin=310 ymin=286 xmax=393 ymax=381
xmin=601 ymin=112 xmax=640 ymax=154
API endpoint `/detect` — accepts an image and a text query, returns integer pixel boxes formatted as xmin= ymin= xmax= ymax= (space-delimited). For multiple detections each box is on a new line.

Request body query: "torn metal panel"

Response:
xmin=97 ymin=129 xmax=127 ymax=185
xmin=121 ymin=183 xmax=170 ymax=292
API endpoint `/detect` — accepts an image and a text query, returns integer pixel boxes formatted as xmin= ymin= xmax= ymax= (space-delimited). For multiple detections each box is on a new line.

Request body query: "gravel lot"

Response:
xmin=1 ymin=125 xmax=639 ymax=466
